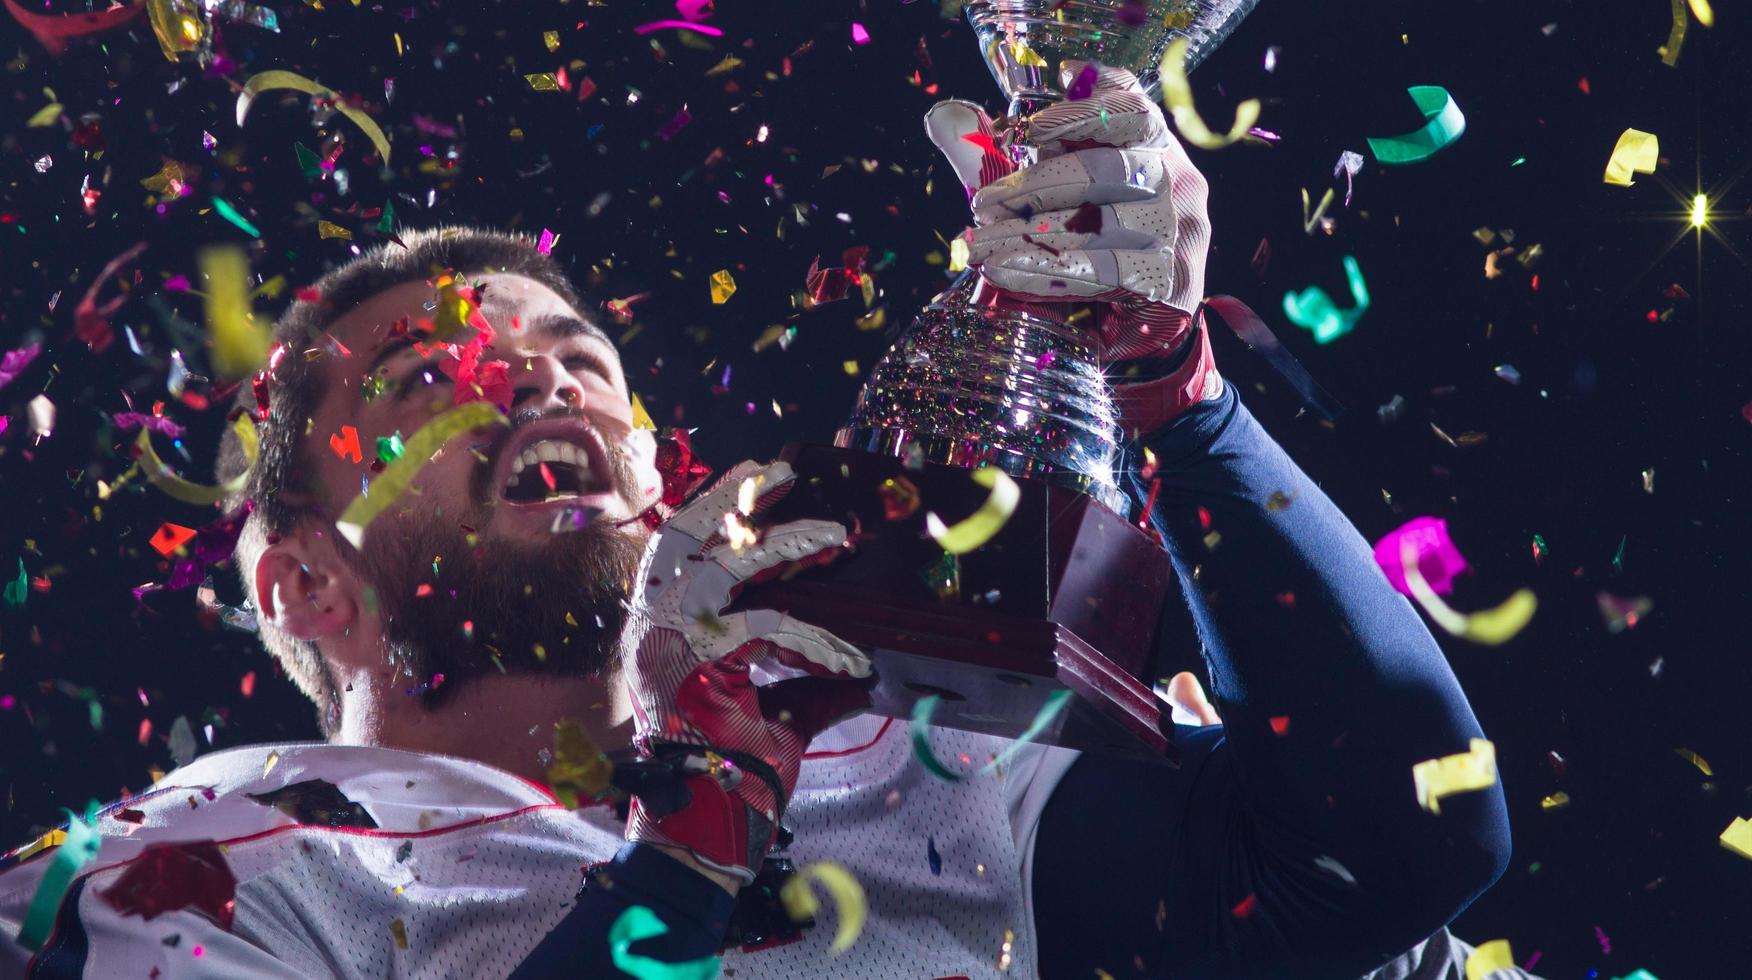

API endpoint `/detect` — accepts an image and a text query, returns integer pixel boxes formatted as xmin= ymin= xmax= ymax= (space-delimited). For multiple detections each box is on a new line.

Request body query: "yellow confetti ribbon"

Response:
xmin=238 ymin=70 xmax=392 ymax=164
xmin=201 ymin=245 xmax=270 ymax=380
xmin=779 ymin=860 xmax=867 ymax=954
xmin=1158 ymin=37 xmax=1261 ymax=150
xmin=1400 ymin=538 xmax=1536 ymax=645
xmin=1412 ymin=738 xmax=1498 ymax=815
xmin=925 ymin=467 xmax=1020 ymax=555
xmin=1463 ymin=939 xmax=1515 ymax=980
xmin=1603 ymin=128 xmax=1659 ymax=186
xmin=335 ymin=402 xmax=508 ymax=550
xmin=134 ymin=414 xmax=258 ymax=505
xmin=546 ymin=719 xmax=616 ymax=808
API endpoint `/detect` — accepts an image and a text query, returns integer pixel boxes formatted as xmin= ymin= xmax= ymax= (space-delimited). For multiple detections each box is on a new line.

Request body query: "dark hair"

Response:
xmin=214 ymin=226 xmax=588 ymax=734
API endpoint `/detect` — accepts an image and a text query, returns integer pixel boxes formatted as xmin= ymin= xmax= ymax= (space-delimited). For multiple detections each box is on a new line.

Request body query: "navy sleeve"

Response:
xmin=509 ymin=842 xmax=734 ymax=979
xmin=1032 ymin=380 xmax=1512 ymax=979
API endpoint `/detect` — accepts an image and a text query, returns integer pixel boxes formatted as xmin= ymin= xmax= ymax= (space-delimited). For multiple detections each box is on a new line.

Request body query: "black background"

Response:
xmin=2 ymin=0 xmax=1749 ymax=975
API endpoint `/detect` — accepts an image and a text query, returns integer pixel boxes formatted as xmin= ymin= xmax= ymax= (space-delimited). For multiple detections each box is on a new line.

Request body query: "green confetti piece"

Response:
xmin=609 ymin=906 xmax=720 ymax=980
xmin=376 ymin=431 xmax=405 ymax=464
xmin=1612 ymin=535 xmax=1627 ymax=575
xmin=980 ymin=689 xmax=1073 ymax=775
xmin=910 ymin=695 xmax=968 ymax=782
xmin=3 ymin=558 xmax=26 ymax=608
xmin=17 ymin=801 xmax=102 ymax=952
xmin=377 ymin=198 xmax=396 ymax=234
xmin=1283 ymin=255 xmax=1370 ymax=344
xmin=211 ymin=196 xmax=261 ymax=238
xmin=1366 ymin=86 xmax=1466 ymax=165
xmin=294 ymin=141 xmax=322 ymax=178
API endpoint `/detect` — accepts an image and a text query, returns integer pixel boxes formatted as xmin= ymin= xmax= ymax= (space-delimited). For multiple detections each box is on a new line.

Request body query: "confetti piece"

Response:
xmin=4 ymin=559 xmax=26 ymax=608
xmin=1401 ymin=537 xmax=1537 ymax=645
xmin=1688 ymin=0 xmax=1714 ymax=27
xmin=1614 ymin=971 xmax=1661 ymax=980
xmin=237 ymin=70 xmax=392 ymax=164
xmin=524 ymin=72 xmax=559 ymax=91
xmin=925 ymin=468 xmax=1019 ymax=555
xmin=1675 ymin=747 xmax=1713 ymax=776
xmin=1283 ymin=255 xmax=1369 ymax=344
xmin=780 ymin=860 xmax=867 ymax=954
xmin=17 ymin=802 xmax=102 ymax=951
xmin=545 ymin=719 xmax=615 ymax=807
xmin=145 ymin=0 xmax=203 ymax=61
xmin=980 ymin=690 xmax=1072 ymax=775
xmin=1008 ymin=37 xmax=1049 ymax=67
xmin=910 ymin=695 xmax=968 ymax=782
xmin=1374 ymin=516 xmax=1468 ymax=595
xmin=375 ymin=432 xmax=405 ymax=464
xmin=1540 ymin=792 xmax=1570 ymax=810
xmin=1719 ymin=817 xmax=1752 ymax=860
xmin=1660 ymin=0 xmax=1691 ymax=65
xmin=1603 ymin=128 xmax=1658 ymax=186
xmin=608 ymin=906 xmax=720 ymax=979
xmin=0 ymin=341 xmax=43 ymax=391
xmin=27 ymin=101 xmax=62 ymax=127
xmin=210 ymin=196 xmax=260 ymax=238
xmin=850 ymin=22 xmax=870 ymax=45
xmin=1366 ymin=86 xmax=1466 ymax=165
xmin=390 ymin=918 xmax=408 ymax=950
xmin=1598 ymin=592 xmax=1652 ymax=632
xmin=329 ymin=425 xmax=363 ymax=464
xmin=631 ymin=19 xmax=724 ymax=37
xmin=1412 ymin=738 xmax=1498 ymax=814
xmin=318 ymin=221 xmax=353 ymax=240
xmin=1464 ymin=939 xmax=1514 ymax=980
xmin=630 ymin=393 xmax=656 ymax=431
xmin=135 ymin=415 xmax=259 ymax=505
xmin=709 ymin=269 xmax=736 ymax=304
xmin=1158 ymin=37 xmax=1261 ymax=150
xmin=200 ymin=246 xmax=270 ymax=379
xmin=1301 ymin=186 xmax=1335 ymax=235
xmin=335 ymin=402 xmax=507 ymax=550
xmin=3 ymin=0 xmax=143 ymax=56
xmin=536 ymin=228 xmax=558 ymax=254
xmin=542 ymin=29 xmax=560 ymax=52
xmin=149 ymin=523 xmax=197 ymax=557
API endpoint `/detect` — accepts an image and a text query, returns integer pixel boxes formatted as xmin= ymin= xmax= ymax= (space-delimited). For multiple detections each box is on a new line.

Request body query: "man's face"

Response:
xmin=303 ymin=272 xmax=659 ymax=686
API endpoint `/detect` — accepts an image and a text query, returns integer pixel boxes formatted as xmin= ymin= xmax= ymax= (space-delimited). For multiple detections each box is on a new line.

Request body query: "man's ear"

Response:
xmin=253 ymin=525 xmax=362 ymax=642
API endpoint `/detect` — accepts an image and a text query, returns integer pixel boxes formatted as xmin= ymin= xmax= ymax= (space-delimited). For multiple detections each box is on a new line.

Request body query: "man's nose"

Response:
xmin=510 ymin=353 xmax=587 ymax=414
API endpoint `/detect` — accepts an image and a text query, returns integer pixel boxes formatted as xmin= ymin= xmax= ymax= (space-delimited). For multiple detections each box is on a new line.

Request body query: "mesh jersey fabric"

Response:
xmin=0 ymin=718 xmax=1083 ymax=979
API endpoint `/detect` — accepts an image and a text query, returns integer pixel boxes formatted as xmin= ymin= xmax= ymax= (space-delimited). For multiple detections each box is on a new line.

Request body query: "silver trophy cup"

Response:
xmin=836 ymin=0 xmax=1259 ymax=515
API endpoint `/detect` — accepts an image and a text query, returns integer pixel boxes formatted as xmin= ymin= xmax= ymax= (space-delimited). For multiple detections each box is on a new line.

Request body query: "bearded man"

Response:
xmin=1 ymin=63 xmax=1517 ymax=979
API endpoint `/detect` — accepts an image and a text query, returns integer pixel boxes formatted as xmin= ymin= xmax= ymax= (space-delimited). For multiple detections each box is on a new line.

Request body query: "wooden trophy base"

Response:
xmin=728 ymin=443 xmax=1183 ymax=765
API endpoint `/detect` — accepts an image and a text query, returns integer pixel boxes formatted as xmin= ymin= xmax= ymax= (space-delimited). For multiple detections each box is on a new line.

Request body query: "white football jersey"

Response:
xmin=0 ymin=715 xmax=1080 ymax=979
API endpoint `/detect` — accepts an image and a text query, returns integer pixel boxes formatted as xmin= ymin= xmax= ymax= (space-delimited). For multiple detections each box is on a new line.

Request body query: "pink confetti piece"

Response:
xmin=1373 ymin=516 xmax=1469 ymax=596
xmin=851 ymin=22 xmax=871 ymax=45
xmin=536 ymin=228 xmax=557 ymax=255
xmin=632 ymin=19 xmax=723 ymax=36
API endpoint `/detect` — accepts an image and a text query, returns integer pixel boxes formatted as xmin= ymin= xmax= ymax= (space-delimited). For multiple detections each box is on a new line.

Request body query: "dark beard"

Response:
xmin=359 ymin=424 xmax=648 ymax=706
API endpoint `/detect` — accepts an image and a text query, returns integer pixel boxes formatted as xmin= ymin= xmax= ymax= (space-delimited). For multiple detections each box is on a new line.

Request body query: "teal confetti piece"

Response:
xmin=376 ymin=432 xmax=405 ymax=464
xmin=1366 ymin=86 xmax=1466 ymax=165
xmin=3 ymin=558 xmax=26 ymax=608
xmin=980 ymin=689 xmax=1073 ymax=775
xmin=17 ymin=801 xmax=102 ymax=951
xmin=1283 ymin=255 xmax=1370 ymax=344
xmin=377 ymin=198 xmax=396 ymax=234
xmin=294 ymin=142 xmax=322 ymax=178
xmin=1612 ymin=535 xmax=1627 ymax=575
xmin=909 ymin=695 xmax=967 ymax=782
xmin=211 ymin=197 xmax=261 ymax=238
xmin=609 ymin=906 xmax=720 ymax=980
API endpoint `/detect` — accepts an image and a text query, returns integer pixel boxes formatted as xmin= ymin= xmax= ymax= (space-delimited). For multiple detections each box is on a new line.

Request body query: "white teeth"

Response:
xmin=506 ymin=439 xmax=593 ymax=484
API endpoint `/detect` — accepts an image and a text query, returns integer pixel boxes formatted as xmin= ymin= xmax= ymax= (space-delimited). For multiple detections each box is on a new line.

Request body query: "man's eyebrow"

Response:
xmin=527 ymin=313 xmax=617 ymax=355
xmin=365 ymin=334 xmax=420 ymax=375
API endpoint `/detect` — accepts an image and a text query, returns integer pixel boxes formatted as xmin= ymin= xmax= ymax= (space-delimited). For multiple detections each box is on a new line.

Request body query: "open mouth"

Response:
xmin=492 ymin=419 xmax=616 ymax=509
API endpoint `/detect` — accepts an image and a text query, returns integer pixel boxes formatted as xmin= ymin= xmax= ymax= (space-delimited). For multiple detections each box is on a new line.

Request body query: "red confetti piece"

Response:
xmin=539 ymin=461 xmax=557 ymax=493
xmin=149 ymin=523 xmax=197 ymax=557
xmin=414 ymin=583 xmax=434 ymax=598
xmin=329 ymin=425 xmax=362 ymax=464
xmin=98 ymin=841 xmax=237 ymax=931
xmin=1269 ymin=716 xmax=1291 ymax=735
xmin=137 ymin=718 xmax=152 ymax=746
xmin=240 ymin=672 xmax=256 ymax=698
xmin=4 ymin=0 xmax=143 ymax=56
xmin=1231 ymin=893 xmax=1258 ymax=919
